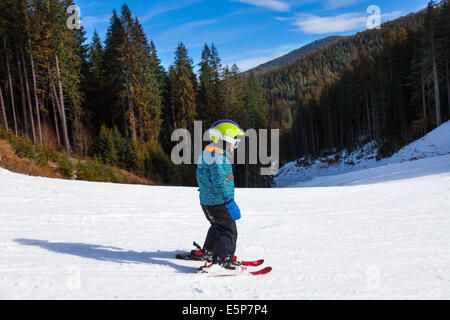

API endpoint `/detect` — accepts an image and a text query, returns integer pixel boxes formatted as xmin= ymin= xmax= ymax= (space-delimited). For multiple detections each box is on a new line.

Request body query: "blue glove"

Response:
xmin=225 ymin=199 xmax=241 ymax=220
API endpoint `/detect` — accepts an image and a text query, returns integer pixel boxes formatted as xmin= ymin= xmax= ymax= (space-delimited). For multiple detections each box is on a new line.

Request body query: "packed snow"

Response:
xmin=0 ymin=122 xmax=449 ymax=299
xmin=275 ymin=121 xmax=450 ymax=187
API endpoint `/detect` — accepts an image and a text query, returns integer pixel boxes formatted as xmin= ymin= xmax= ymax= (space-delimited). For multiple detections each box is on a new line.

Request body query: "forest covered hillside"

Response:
xmin=261 ymin=1 xmax=449 ymax=165
xmin=247 ymin=36 xmax=345 ymax=75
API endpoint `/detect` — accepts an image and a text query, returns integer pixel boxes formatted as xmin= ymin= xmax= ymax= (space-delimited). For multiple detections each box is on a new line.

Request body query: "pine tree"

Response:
xmin=424 ymin=1 xmax=442 ymax=126
xmin=0 ymin=85 xmax=8 ymax=133
xmin=84 ymin=30 xmax=105 ymax=129
xmin=120 ymin=4 xmax=138 ymax=141
xmin=3 ymin=37 xmax=18 ymax=135
xmin=222 ymin=64 xmax=247 ymax=126
xmin=51 ymin=0 xmax=85 ymax=156
xmin=244 ymin=71 xmax=266 ymax=129
xmin=131 ymin=17 xmax=163 ymax=141
xmin=29 ymin=0 xmax=54 ymax=143
xmin=197 ymin=43 xmax=214 ymax=127
xmin=169 ymin=42 xmax=197 ymax=129
xmin=197 ymin=43 xmax=224 ymax=127
xmin=103 ymin=10 xmax=126 ymax=132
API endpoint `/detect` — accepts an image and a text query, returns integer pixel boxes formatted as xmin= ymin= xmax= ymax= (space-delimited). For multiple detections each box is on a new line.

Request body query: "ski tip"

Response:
xmin=250 ymin=266 xmax=272 ymax=275
xmin=241 ymin=259 xmax=264 ymax=267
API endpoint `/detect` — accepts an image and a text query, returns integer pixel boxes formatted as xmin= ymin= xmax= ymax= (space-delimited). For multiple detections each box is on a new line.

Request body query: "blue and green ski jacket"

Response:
xmin=196 ymin=144 xmax=234 ymax=206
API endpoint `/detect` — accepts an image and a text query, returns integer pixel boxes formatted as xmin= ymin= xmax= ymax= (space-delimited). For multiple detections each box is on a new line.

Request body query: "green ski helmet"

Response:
xmin=209 ymin=119 xmax=245 ymax=148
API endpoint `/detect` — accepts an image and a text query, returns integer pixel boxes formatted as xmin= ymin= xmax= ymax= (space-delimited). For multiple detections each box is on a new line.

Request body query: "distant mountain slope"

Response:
xmin=260 ymin=11 xmax=425 ymax=104
xmin=248 ymin=36 xmax=345 ymax=75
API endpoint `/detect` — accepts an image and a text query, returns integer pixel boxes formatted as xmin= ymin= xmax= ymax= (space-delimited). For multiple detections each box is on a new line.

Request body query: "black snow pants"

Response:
xmin=201 ymin=203 xmax=238 ymax=261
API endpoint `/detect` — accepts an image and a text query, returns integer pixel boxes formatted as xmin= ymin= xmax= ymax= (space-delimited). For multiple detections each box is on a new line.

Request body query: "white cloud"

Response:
xmin=289 ymin=10 xmax=403 ymax=34
xmin=233 ymin=0 xmax=290 ymax=12
xmin=274 ymin=16 xmax=295 ymax=21
xmin=381 ymin=11 xmax=403 ymax=21
xmin=292 ymin=12 xmax=367 ymax=34
xmin=325 ymin=0 xmax=365 ymax=9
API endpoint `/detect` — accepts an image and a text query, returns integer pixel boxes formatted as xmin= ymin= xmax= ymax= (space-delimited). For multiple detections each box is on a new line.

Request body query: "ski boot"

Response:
xmin=197 ymin=256 xmax=247 ymax=275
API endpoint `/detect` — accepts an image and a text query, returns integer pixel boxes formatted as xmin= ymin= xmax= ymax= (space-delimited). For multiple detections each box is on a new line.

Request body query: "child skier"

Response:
xmin=195 ymin=119 xmax=245 ymax=273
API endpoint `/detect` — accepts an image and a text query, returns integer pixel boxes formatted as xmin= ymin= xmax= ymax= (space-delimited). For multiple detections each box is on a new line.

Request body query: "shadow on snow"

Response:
xmin=14 ymin=238 xmax=197 ymax=274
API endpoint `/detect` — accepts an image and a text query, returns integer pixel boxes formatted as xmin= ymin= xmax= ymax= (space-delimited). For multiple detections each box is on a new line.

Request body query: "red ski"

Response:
xmin=250 ymin=266 xmax=272 ymax=275
xmin=176 ymin=242 xmax=265 ymax=268
xmin=207 ymin=266 xmax=272 ymax=277
xmin=240 ymin=259 xmax=265 ymax=267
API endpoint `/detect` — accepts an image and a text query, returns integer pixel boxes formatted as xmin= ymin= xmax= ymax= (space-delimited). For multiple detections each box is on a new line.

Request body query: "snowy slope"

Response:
xmin=275 ymin=121 xmax=450 ymax=187
xmin=1 ymin=150 xmax=450 ymax=299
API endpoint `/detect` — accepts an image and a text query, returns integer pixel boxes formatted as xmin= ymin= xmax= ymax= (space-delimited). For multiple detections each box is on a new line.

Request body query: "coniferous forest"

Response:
xmin=0 ymin=0 xmax=449 ymax=186
xmin=260 ymin=1 xmax=450 ymax=162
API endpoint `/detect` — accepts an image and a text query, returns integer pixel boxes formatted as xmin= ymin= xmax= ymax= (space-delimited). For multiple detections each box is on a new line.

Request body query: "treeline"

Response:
xmin=260 ymin=1 xmax=449 ymax=162
xmin=0 ymin=0 xmax=268 ymax=185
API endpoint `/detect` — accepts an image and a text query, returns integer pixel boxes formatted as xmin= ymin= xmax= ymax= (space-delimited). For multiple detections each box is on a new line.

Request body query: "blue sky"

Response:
xmin=76 ymin=0 xmax=430 ymax=71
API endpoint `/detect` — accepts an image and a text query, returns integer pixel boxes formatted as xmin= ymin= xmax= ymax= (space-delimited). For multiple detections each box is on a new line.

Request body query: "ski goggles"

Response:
xmin=209 ymin=129 xmax=243 ymax=149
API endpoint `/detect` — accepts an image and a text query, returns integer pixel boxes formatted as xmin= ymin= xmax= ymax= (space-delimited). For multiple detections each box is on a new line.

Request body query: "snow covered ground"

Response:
xmin=1 ymin=123 xmax=450 ymax=299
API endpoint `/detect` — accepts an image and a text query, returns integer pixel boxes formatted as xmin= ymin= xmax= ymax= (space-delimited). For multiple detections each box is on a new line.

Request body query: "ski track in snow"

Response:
xmin=0 ymin=122 xmax=450 ymax=299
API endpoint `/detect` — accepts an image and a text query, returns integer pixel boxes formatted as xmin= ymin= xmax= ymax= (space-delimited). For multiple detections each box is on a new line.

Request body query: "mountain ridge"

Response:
xmin=247 ymin=36 xmax=346 ymax=75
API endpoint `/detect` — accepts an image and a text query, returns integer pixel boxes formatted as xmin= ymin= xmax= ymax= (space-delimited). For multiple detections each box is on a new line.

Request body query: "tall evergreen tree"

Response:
xmin=424 ymin=1 xmax=442 ymax=126
xmin=244 ymin=71 xmax=266 ymax=129
xmin=168 ymin=42 xmax=197 ymax=129
xmin=103 ymin=10 xmax=125 ymax=132
xmin=197 ymin=43 xmax=224 ymax=127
